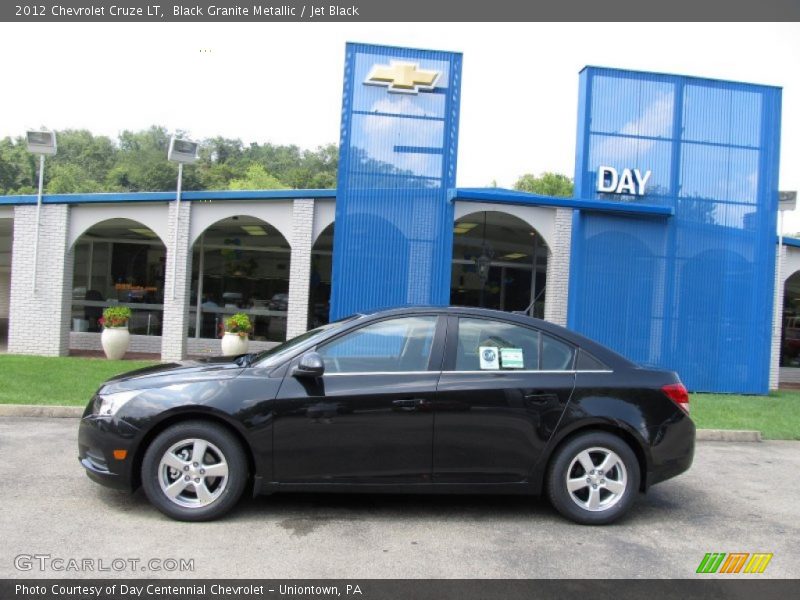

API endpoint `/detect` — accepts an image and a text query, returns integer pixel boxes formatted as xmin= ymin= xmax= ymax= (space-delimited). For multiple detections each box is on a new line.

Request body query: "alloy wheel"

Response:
xmin=157 ymin=438 xmax=229 ymax=509
xmin=565 ymin=446 xmax=628 ymax=512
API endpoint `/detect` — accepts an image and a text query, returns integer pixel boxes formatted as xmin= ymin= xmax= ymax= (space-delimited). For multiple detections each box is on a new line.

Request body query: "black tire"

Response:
xmin=546 ymin=431 xmax=640 ymax=525
xmin=141 ymin=421 xmax=248 ymax=521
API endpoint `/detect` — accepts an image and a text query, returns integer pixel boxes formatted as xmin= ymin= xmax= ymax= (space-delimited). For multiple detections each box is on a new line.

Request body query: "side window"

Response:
xmin=317 ymin=316 xmax=438 ymax=374
xmin=541 ymin=334 xmax=576 ymax=371
xmin=455 ymin=318 xmax=540 ymax=371
xmin=575 ymin=348 xmax=608 ymax=371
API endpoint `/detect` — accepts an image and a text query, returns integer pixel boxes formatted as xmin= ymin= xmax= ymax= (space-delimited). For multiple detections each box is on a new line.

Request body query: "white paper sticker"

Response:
xmin=479 ymin=346 xmax=500 ymax=370
xmin=500 ymin=347 xmax=524 ymax=369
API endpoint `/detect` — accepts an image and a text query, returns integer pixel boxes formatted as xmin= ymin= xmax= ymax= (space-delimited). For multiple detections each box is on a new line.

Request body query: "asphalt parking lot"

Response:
xmin=0 ymin=417 xmax=798 ymax=579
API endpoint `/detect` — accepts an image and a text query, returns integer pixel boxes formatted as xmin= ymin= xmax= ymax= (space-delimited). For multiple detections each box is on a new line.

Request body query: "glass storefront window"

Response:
xmin=309 ymin=223 xmax=334 ymax=329
xmin=70 ymin=219 xmax=165 ymax=335
xmin=781 ymin=272 xmax=800 ymax=368
xmin=451 ymin=212 xmax=548 ymax=317
xmin=190 ymin=216 xmax=291 ymax=342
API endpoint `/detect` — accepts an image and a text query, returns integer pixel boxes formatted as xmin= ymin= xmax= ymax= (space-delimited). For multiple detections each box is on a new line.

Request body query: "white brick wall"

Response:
xmin=286 ymin=199 xmax=314 ymax=340
xmin=769 ymin=244 xmax=785 ymax=390
xmin=8 ymin=204 xmax=73 ymax=356
xmin=71 ymin=332 xmax=162 ymax=354
xmin=544 ymin=208 xmax=573 ymax=326
xmin=160 ymin=201 xmax=193 ymax=361
xmin=0 ymin=271 xmax=9 ymax=319
xmin=70 ymin=332 xmax=278 ymax=357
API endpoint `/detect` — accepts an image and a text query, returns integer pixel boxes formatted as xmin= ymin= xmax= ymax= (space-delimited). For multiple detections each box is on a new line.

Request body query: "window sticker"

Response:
xmin=478 ymin=346 xmax=500 ymax=370
xmin=500 ymin=347 xmax=524 ymax=369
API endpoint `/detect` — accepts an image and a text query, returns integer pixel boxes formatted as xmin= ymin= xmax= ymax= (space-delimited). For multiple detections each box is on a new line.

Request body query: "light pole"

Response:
xmin=25 ymin=130 xmax=57 ymax=293
xmin=167 ymin=136 xmax=199 ymax=299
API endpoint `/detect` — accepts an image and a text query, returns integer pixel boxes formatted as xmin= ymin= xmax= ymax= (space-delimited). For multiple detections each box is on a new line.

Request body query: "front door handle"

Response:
xmin=392 ymin=398 xmax=425 ymax=411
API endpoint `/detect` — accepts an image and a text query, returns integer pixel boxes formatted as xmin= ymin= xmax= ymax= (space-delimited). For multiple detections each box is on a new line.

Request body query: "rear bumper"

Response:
xmin=646 ymin=413 xmax=696 ymax=488
xmin=78 ymin=414 xmax=141 ymax=492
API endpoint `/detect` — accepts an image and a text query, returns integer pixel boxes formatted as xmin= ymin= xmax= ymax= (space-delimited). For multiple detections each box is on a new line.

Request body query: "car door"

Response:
xmin=433 ymin=316 xmax=576 ymax=484
xmin=273 ymin=314 xmax=445 ymax=484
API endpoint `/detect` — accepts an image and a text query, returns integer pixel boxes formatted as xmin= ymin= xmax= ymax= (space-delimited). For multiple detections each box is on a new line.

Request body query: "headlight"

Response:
xmin=95 ymin=390 xmax=140 ymax=416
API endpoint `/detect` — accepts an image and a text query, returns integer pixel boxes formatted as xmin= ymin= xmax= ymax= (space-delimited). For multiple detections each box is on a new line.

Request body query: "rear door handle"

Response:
xmin=524 ymin=392 xmax=557 ymax=406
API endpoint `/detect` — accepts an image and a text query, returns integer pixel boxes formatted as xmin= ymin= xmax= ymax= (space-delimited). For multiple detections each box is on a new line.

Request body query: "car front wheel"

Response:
xmin=546 ymin=431 xmax=640 ymax=525
xmin=141 ymin=421 xmax=247 ymax=521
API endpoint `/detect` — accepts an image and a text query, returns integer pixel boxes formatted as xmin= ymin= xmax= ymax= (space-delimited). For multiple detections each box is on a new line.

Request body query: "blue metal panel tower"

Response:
xmin=569 ymin=67 xmax=782 ymax=394
xmin=330 ymin=43 xmax=462 ymax=320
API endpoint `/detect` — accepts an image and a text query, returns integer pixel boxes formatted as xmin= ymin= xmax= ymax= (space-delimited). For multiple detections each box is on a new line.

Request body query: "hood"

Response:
xmin=100 ymin=355 xmax=246 ymax=393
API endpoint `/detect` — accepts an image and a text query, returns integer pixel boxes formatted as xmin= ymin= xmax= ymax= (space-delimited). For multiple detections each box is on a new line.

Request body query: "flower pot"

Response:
xmin=221 ymin=332 xmax=249 ymax=356
xmin=101 ymin=326 xmax=130 ymax=360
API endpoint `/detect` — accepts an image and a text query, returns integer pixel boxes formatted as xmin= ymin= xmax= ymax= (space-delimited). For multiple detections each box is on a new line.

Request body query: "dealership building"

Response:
xmin=0 ymin=43 xmax=794 ymax=395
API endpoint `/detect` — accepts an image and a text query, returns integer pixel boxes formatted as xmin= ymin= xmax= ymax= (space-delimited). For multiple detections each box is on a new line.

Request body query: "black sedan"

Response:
xmin=78 ymin=306 xmax=695 ymax=525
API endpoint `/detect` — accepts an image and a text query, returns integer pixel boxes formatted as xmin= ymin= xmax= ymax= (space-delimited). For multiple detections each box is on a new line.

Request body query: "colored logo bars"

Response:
xmin=696 ymin=552 xmax=773 ymax=574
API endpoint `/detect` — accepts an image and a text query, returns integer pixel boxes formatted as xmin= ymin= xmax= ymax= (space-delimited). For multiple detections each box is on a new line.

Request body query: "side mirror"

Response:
xmin=293 ymin=352 xmax=325 ymax=378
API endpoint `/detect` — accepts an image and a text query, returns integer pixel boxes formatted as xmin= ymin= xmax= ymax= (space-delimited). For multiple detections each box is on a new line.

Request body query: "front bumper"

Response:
xmin=78 ymin=413 xmax=141 ymax=492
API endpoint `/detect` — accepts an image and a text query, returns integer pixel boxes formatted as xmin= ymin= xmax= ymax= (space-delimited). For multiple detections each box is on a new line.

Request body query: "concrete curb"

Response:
xmin=695 ymin=429 xmax=762 ymax=442
xmin=0 ymin=405 xmax=766 ymax=442
xmin=0 ymin=404 xmax=83 ymax=418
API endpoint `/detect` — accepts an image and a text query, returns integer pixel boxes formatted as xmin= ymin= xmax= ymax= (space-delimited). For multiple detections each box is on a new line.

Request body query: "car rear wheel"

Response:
xmin=546 ymin=431 xmax=640 ymax=525
xmin=141 ymin=421 xmax=247 ymax=521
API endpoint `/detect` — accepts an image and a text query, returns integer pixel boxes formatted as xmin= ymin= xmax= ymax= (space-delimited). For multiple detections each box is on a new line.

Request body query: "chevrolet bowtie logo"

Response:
xmin=364 ymin=61 xmax=440 ymax=94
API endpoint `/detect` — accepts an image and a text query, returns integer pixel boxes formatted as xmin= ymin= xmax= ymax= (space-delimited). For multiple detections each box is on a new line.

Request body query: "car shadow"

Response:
xmin=94 ymin=484 xmax=562 ymax=523
xmin=92 ymin=479 xmax=704 ymax=528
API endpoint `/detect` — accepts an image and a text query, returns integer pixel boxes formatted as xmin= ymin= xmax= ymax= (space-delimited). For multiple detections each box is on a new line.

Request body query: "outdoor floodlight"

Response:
xmin=779 ymin=191 xmax=797 ymax=212
xmin=168 ymin=136 xmax=199 ymax=164
xmin=26 ymin=130 xmax=57 ymax=155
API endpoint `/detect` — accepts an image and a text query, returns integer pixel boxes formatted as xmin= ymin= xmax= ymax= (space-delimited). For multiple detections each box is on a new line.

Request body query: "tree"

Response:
xmin=0 ymin=137 xmax=36 ymax=194
xmin=228 ymin=164 xmax=287 ymax=190
xmin=44 ymin=130 xmax=118 ymax=193
xmin=197 ymin=136 xmax=248 ymax=190
xmin=242 ymin=143 xmax=338 ymax=189
xmin=47 ymin=163 xmax=105 ymax=194
xmin=105 ymin=126 xmax=202 ymax=192
xmin=513 ymin=172 xmax=573 ymax=198
xmin=0 ymin=126 xmax=340 ymax=195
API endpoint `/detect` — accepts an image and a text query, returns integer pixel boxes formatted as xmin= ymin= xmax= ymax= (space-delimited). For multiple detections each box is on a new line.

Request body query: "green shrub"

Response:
xmin=225 ymin=312 xmax=252 ymax=337
xmin=100 ymin=306 xmax=131 ymax=328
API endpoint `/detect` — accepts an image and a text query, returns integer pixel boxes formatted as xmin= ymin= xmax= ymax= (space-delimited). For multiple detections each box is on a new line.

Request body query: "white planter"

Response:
xmin=101 ymin=327 xmax=130 ymax=360
xmin=221 ymin=332 xmax=249 ymax=356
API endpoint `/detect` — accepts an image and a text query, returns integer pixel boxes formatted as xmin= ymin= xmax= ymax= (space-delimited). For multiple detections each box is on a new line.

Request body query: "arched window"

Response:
xmin=309 ymin=222 xmax=334 ymax=329
xmin=190 ymin=215 xmax=291 ymax=342
xmin=70 ymin=218 xmax=166 ymax=335
xmin=452 ymin=211 xmax=549 ymax=317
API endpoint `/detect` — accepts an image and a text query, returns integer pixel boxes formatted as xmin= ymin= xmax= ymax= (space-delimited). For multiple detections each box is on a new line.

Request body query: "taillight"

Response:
xmin=662 ymin=383 xmax=690 ymax=414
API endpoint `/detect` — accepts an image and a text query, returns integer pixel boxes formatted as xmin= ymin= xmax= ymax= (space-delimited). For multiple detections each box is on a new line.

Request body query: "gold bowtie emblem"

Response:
xmin=364 ymin=61 xmax=440 ymax=94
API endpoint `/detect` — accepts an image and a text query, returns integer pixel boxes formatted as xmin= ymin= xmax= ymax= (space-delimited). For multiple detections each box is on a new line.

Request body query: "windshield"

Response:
xmin=251 ymin=315 xmax=360 ymax=368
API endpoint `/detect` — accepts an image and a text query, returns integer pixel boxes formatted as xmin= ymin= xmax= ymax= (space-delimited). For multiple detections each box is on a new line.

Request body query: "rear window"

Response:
xmin=541 ymin=334 xmax=576 ymax=370
xmin=575 ymin=349 xmax=609 ymax=371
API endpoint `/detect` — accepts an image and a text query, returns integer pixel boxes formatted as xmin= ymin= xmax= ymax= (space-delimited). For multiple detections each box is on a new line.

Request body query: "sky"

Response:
xmin=1 ymin=22 xmax=798 ymax=230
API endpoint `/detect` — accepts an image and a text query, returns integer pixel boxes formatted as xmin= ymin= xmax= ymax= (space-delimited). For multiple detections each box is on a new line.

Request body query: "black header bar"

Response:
xmin=2 ymin=0 xmax=799 ymax=22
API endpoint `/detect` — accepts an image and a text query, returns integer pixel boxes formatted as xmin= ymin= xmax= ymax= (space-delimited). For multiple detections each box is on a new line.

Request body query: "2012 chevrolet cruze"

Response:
xmin=79 ymin=306 xmax=695 ymax=525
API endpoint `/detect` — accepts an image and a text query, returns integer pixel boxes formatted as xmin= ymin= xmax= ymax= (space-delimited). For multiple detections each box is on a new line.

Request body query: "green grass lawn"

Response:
xmin=0 ymin=355 xmax=157 ymax=407
xmin=0 ymin=355 xmax=798 ymax=440
xmin=691 ymin=391 xmax=800 ymax=440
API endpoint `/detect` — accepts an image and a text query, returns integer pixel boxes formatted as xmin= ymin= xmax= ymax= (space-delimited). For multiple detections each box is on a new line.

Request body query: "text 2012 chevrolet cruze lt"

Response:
xmin=78 ymin=306 xmax=695 ymax=525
